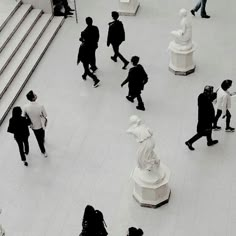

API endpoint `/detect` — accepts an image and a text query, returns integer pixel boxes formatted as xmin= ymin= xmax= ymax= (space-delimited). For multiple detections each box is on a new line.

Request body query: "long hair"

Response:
xmin=82 ymin=205 xmax=95 ymax=225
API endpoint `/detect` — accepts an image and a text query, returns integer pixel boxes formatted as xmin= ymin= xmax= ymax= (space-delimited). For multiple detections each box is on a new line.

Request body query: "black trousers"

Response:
xmin=187 ymin=129 xmax=212 ymax=145
xmin=111 ymin=43 xmax=128 ymax=64
xmin=82 ymin=62 xmax=99 ymax=82
xmin=89 ymin=46 xmax=97 ymax=70
xmin=128 ymin=91 xmax=144 ymax=107
xmin=33 ymin=128 xmax=46 ymax=154
xmin=193 ymin=0 xmax=207 ymax=15
xmin=15 ymin=137 xmax=29 ymax=162
xmin=214 ymin=109 xmax=231 ymax=128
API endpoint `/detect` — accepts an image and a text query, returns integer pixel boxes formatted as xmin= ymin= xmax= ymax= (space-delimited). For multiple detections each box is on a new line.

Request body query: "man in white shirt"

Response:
xmin=213 ymin=80 xmax=235 ymax=132
xmin=23 ymin=90 xmax=48 ymax=157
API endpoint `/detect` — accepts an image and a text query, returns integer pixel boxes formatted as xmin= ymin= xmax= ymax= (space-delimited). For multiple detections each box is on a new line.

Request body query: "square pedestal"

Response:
xmin=118 ymin=0 xmax=140 ymax=16
xmin=169 ymin=43 xmax=196 ymax=76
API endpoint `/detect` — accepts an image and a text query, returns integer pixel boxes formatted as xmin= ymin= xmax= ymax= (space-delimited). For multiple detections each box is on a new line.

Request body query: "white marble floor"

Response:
xmin=0 ymin=0 xmax=236 ymax=235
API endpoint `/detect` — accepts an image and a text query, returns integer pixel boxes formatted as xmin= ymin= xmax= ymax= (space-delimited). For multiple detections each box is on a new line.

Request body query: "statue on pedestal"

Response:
xmin=171 ymin=8 xmax=192 ymax=51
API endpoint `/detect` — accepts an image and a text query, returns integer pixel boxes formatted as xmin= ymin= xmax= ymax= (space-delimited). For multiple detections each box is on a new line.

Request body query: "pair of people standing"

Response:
xmin=7 ymin=90 xmax=48 ymax=166
xmin=80 ymin=205 xmax=108 ymax=236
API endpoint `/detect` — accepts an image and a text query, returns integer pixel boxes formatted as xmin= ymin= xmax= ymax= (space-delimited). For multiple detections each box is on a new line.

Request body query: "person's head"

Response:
xmin=12 ymin=106 xmax=22 ymax=118
xmin=82 ymin=205 xmax=95 ymax=223
xmin=221 ymin=80 xmax=232 ymax=91
xmin=112 ymin=11 xmax=119 ymax=20
xmin=86 ymin=17 xmax=93 ymax=26
xmin=26 ymin=90 xmax=37 ymax=102
xmin=203 ymin=85 xmax=214 ymax=96
xmin=179 ymin=8 xmax=187 ymax=18
xmin=131 ymin=56 xmax=140 ymax=66
xmin=129 ymin=115 xmax=141 ymax=126
xmin=127 ymin=227 xmax=144 ymax=236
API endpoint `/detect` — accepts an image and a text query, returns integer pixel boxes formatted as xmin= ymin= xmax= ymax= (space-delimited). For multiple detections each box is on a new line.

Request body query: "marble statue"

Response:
xmin=0 ymin=209 xmax=5 ymax=236
xmin=127 ymin=115 xmax=160 ymax=171
xmin=171 ymin=8 xmax=192 ymax=51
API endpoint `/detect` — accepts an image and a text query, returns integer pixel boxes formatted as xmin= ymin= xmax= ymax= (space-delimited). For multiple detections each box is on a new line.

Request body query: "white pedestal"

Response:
xmin=132 ymin=163 xmax=171 ymax=208
xmin=168 ymin=41 xmax=196 ymax=76
xmin=118 ymin=0 xmax=140 ymax=16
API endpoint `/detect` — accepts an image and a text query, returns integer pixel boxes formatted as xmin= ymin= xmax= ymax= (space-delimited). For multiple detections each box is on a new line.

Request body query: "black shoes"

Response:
xmin=185 ymin=141 xmax=195 ymax=151
xmin=126 ymin=96 xmax=134 ymax=103
xmin=213 ymin=126 xmax=221 ymax=131
xmin=24 ymin=161 xmax=28 ymax=166
xmin=207 ymin=140 xmax=218 ymax=146
xmin=225 ymin=127 xmax=235 ymax=132
xmin=82 ymin=74 xmax=87 ymax=80
xmin=111 ymin=56 xmax=117 ymax=62
xmin=136 ymin=105 xmax=145 ymax=111
xmin=190 ymin=10 xmax=195 ymax=16
xmin=122 ymin=61 xmax=129 ymax=70
xmin=201 ymin=14 xmax=210 ymax=18
xmin=93 ymin=80 xmax=100 ymax=88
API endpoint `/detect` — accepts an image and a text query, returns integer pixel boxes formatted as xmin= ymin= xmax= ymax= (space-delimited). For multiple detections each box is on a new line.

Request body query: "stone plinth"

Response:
xmin=118 ymin=0 xmax=140 ymax=16
xmin=132 ymin=163 xmax=171 ymax=208
xmin=168 ymin=41 xmax=196 ymax=76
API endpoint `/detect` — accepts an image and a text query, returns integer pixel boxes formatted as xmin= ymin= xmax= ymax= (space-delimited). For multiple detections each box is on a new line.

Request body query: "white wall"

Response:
xmin=21 ymin=0 xmax=53 ymax=13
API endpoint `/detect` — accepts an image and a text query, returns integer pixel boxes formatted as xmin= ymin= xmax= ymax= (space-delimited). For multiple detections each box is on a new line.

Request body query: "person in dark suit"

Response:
xmin=7 ymin=107 xmax=30 ymax=166
xmin=191 ymin=0 xmax=210 ymax=18
xmin=185 ymin=86 xmax=218 ymax=151
xmin=80 ymin=17 xmax=99 ymax=73
xmin=121 ymin=56 xmax=148 ymax=111
xmin=107 ymin=11 xmax=129 ymax=70
xmin=77 ymin=33 xmax=100 ymax=88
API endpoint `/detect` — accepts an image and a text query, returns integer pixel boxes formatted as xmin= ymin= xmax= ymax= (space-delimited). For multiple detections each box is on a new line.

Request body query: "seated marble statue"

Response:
xmin=127 ymin=115 xmax=160 ymax=171
xmin=171 ymin=8 xmax=192 ymax=50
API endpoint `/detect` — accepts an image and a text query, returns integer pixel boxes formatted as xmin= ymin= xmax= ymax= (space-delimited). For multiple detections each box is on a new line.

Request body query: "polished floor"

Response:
xmin=0 ymin=0 xmax=236 ymax=235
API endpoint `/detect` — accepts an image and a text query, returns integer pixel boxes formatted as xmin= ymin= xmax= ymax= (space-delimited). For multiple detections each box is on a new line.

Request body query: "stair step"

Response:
xmin=0 ymin=0 xmax=22 ymax=32
xmin=0 ymin=14 xmax=52 ymax=99
xmin=0 ymin=9 xmax=43 ymax=74
xmin=0 ymin=16 xmax=64 ymax=125
xmin=0 ymin=3 xmax=32 ymax=53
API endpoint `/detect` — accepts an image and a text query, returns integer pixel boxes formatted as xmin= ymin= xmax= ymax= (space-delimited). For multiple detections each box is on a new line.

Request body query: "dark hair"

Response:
xmin=128 ymin=227 xmax=143 ymax=236
xmin=12 ymin=106 xmax=22 ymax=118
xmin=82 ymin=205 xmax=95 ymax=225
xmin=131 ymin=56 xmax=140 ymax=65
xmin=26 ymin=90 xmax=35 ymax=101
xmin=112 ymin=11 xmax=119 ymax=20
xmin=86 ymin=17 xmax=93 ymax=25
xmin=221 ymin=80 xmax=232 ymax=91
xmin=204 ymin=85 xmax=213 ymax=93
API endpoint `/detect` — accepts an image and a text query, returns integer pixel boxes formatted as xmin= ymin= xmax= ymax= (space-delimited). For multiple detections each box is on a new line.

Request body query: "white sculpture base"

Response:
xmin=168 ymin=41 xmax=196 ymax=76
xmin=132 ymin=163 xmax=171 ymax=208
xmin=118 ymin=0 xmax=140 ymax=16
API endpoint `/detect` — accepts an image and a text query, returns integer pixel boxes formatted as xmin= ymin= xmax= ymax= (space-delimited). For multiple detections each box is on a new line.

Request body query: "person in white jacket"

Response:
xmin=213 ymin=80 xmax=235 ymax=132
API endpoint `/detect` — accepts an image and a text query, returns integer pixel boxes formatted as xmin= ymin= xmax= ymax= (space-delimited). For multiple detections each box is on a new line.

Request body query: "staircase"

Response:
xmin=0 ymin=0 xmax=64 ymax=125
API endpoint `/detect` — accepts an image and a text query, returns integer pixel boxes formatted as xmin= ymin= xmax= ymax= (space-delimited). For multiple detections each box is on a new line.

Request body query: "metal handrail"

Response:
xmin=73 ymin=0 xmax=78 ymax=23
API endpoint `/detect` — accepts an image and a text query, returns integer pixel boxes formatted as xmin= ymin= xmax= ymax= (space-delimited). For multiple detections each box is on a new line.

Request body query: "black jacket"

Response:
xmin=7 ymin=116 xmax=30 ymax=140
xmin=107 ymin=20 xmax=125 ymax=46
xmin=81 ymin=25 xmax=99 ymax=48
xmin=77 ymin=42 xmax=91 ymax=64
xmin=197 ymin=93 xmax=215 ymax=132
xmin=121 ymin=64 xmax=148 ymax=94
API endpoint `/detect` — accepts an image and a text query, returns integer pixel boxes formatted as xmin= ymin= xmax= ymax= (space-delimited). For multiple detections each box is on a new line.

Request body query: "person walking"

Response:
xmin=213 ymin=80 xmax=235 ymax=132
xmin=80 ymin=17 xmax=99 ymax=73
xmin=185 ymin=85 xmax=218 ymax=151
xmin=190 ymin=0 xmax=210 ymax=18
xmin=107 ymin=11 xmax=129 ymax=70
xmin=23 ymin=90 xmax=48 ymax=157
xmin=7 ymin=107 xmax=30 ymax=166
xmin=121 ymin=56 xmax=148 ymax=111
xmin=77 ymin=32 xmax=100 ymax=88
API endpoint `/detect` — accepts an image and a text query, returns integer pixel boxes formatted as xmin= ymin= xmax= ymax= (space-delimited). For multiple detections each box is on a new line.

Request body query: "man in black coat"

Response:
xmin=77 ymin=33 xmax=100 ymax=88
xmin=185 ymin=86 xmax=218 ymax=151
xmin=80 ymin=17 xmax=100 ymax=73
xmin=107 ymin=11 xmax=129 ymax=70
xmin=121 ymin=56 xmax=148 ymax=111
